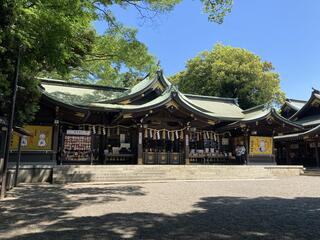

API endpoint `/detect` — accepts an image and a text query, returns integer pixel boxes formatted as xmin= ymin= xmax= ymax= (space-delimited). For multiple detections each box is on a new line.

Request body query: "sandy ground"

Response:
xmin=1 ymin=176 xmax=320 ymax=240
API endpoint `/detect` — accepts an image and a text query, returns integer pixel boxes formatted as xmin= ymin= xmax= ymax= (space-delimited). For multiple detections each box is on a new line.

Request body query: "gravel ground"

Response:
xmin=1 ymin=176 xmax=320 ymax=240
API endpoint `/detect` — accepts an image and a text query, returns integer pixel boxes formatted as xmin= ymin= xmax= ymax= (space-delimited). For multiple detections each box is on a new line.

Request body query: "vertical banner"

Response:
xmin=11 ymin=125 xmax=53 ymax=151
xmin=249 ymin=136 xmax=273 ymax=155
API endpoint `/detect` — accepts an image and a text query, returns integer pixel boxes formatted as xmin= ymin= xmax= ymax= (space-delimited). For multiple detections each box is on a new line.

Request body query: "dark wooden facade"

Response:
xmin=7 ymin=71 xmax=309 ymax=166
xmin=275 ymin=89 xmax=320 ymax=167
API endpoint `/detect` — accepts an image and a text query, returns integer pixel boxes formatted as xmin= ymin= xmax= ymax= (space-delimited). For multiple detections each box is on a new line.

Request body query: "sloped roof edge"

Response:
xmin=183 ymin=93 xmax=239 ymax=105
xmin=217 ymin=106 xmax=303 ymax=132
xmin=38 ymin=77 xmax=127 ymax=92
xmin=290 ymin=89 xmax=320 ymax=120
xmin=274 ymin=124 xmax=320 ymax=141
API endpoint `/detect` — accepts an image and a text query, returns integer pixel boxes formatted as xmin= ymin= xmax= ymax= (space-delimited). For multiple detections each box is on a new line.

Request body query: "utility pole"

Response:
xmin=0 ymin=46 xmax=22 ymax=199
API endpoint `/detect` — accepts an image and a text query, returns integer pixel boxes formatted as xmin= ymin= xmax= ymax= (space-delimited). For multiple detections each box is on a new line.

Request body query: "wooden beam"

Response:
xmin=137 ymin=125 xmax=143 ymax=165
xmin=315 ymin=141 xmax=320 ymax=167
xmin=184 ymin=129 xmax=190 ymax=165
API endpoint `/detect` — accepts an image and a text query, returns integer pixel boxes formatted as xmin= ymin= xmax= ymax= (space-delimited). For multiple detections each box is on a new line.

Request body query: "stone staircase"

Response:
xmin=52 ymin=165 xmax=304 ymax=184
xmin=302 ymin=168 xmax=320 ymax=176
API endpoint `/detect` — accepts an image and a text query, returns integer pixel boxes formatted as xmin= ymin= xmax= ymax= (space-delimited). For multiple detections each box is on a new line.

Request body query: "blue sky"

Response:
xmin=94 ymin=0 xmax=320 ymax=100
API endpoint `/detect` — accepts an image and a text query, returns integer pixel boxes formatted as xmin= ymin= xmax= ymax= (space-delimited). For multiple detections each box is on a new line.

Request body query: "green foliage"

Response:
xmin=201 ymin=0 xmax=233 ymax=23
xmin=0 ymin=0 xmax=233 ymax=124
xmin=170 ymin=44 xmax=285 ymax=109
xmin=0 ymin=0 xmax=95 ymax=125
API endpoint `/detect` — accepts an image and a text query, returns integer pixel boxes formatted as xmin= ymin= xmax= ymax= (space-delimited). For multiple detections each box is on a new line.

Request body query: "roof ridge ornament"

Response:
xmin=312 ymin=87 xmax=320 ymax=94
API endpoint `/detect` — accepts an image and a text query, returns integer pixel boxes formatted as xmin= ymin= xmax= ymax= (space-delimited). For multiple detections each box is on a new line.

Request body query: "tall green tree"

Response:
xmin=0 ymin=0 xmax=233 ymax=125
xmin=170 ymin=44 xmax=285 ymax=109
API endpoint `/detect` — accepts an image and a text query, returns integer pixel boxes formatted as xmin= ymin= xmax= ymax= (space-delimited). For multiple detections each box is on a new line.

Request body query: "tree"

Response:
xmin=0 ymin=0 xmax=233 ymax=125
xmin=170 ymin=44 xmax=285 ymax=109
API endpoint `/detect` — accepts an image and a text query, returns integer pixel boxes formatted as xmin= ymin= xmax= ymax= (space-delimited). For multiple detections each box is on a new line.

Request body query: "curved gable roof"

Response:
xmin=217 ymin=104 xmax=303 ymax=131
xmin=274 ymin=124 xmax=320 ymax=141
xmin=281 ymin=98 xmax=306 ymax=113
xmin=99 ymin=70 xmax=172 ymax=105
xmin=290 ymin=89 xmax=320 ymax=120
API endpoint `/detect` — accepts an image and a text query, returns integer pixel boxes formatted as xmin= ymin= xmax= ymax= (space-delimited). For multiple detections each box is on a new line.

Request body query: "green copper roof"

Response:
xmin=87 ymin=88 xmax=172 ymax=111
xmin=184 ymin=94 xmax=244 ymax=119
xmin=217 ymin=104 xmax=303 ymax=131
xmin=295 ymin=114 xmax=320 ymax=127
xmin=285 ymin=99 xmax=306 ymax=111
xmin=274 ymin=124 xmax=320 ymax=141
xmin=40 ymin=78 xmax=127 ymax=105
xmin=38 ymin=71 xmax=281 ymax=123
xmin=290 ymin=89 xmax=320 ymax=120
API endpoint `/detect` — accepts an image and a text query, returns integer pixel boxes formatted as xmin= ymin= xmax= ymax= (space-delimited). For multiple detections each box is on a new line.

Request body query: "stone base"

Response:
xmin=53 ymin=165 xmax=304 ymax=184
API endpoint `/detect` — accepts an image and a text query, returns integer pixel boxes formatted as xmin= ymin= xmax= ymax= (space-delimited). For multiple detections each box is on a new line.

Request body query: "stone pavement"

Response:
xmin=1 ymin=176 xmax=320 ymax=240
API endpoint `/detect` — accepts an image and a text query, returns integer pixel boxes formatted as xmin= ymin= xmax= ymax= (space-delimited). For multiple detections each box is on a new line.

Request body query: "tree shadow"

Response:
xmin=0 ymin=184 xmax=146 ymax=238
xmin=1 ymin=185 xmax=320 ymax=240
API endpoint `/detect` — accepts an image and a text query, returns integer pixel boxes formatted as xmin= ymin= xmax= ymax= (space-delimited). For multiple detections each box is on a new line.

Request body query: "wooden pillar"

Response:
xmin=52 ymin=121 xmax=59 ymax=164
xmin=14 ymin=136 xmax=22 ymax=187
xmin=285 ymin=142 xmax=290 ymax=165
xmin=137 ymin=125 xmax=143 ymax=165
xmin=52 ymin=107 xmax=60 ymax=165
xmin=184 ymin=129 xmax=190 ymax=165
xmin=244 ymin=134 xmax=249 ymax=165
xmin=315 ymin=141 xmax=320 ymax=168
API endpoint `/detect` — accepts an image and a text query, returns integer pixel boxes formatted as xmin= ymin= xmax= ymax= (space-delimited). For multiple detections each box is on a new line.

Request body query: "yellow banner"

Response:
xmin=249 ymin=136 xmax=273 ymax=155
xmin=11 ymin=125 xmax=53 ymax=151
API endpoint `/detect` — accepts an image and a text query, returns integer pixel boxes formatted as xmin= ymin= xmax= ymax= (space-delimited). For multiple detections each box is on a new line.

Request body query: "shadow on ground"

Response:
xmin=1 ymin=184 xmax=320 ymax=240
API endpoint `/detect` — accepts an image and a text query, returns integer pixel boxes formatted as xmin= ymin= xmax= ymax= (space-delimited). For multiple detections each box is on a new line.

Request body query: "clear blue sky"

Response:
xmin=94 ymin=0 xmax=320 ymax=100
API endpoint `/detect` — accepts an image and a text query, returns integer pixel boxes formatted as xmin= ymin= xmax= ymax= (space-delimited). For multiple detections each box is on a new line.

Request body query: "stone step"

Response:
xmin=53 ymin=165 xmax=304 ymax=183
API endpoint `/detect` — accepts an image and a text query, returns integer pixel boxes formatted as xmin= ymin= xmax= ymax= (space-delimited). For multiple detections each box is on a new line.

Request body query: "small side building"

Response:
xmin=275 ymin=89 xmax=320 ymax=167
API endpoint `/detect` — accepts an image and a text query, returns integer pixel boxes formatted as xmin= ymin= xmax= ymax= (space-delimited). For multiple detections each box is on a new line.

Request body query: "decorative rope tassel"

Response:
xmin=153 ymin=130 xmax=157 ymax=140
xmin=180 ymin=130 xmax=184 ymax=140
xmin=157 ymin=130 xmax=160 ymax=140
xmin=144 ymin=129 xmax=148 ymax=138
xmin=175 ymin=131 xmax=179 ymax=139
xmin=162 ymin=130 xmax=166 ymax=140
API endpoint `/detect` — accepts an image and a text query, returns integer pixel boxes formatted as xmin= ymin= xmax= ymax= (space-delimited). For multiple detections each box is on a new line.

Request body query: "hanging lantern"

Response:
xmin=92 ymin=125 xmax=96 ymax=135
xmin=149 ymin=129 xmax=153 ymax=139
xmin=117 ymin=126 xmax=120 ymax=135
xmin=167 ymin=130 xmax=170 ymax=140
xmin=171 ymin=131 xmax=175 ymax=141
xmin=162 ymin=130 xmax=166 ymax=140
xmin=97 ymin=126 xmax=102 ymax=135
xmin=107 ymin=127 xmax=111 ymax=137
xmin=180 ymin=130 xmax=184 ymax=140
xmin=102 ymin=127 xmax=106 ymax=135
